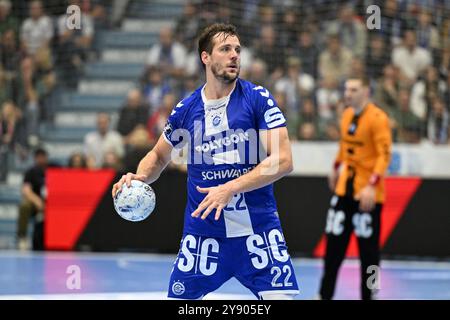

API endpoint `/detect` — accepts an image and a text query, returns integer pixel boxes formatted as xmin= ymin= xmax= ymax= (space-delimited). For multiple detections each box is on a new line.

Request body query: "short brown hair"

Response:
xmin=347 ymin=75 xmax=370 ymax=87
xmin=197 ymin=23 xmax=240 ymax=67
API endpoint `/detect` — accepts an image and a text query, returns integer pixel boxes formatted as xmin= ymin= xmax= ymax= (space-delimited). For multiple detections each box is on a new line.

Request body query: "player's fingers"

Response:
xmin=215 ymin=205 xmax=224 ymax=221
xmin=112 ymin=176 xmax=126 ymax=197
xmin=125 ymin=173 xmax=134 ymax=187
xmin=201 ymin=203 xmax=217 ymax=220
xmin=191 ymin=199 xmax=212 ymax=218
xmin=196 ymin=186 xmax=210 ymax=193
xmin=112 ymin=184 xmax=117 ymax=198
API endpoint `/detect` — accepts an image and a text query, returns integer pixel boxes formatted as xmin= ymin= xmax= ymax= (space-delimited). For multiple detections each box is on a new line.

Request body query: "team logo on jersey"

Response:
xmin=212 ymin=115 xmax=222 ymax=127
xmin=163 ymin=121 xmax=173 ymax=139
xmin=172 ymin=281 xmax=185 ymax=295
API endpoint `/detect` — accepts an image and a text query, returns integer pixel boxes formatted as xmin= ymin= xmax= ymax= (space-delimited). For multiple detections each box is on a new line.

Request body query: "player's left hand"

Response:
xmin=356 ymin=185 xmax=376 ymax=212
xmin=191 ymin=185 xmax=234 ymax=221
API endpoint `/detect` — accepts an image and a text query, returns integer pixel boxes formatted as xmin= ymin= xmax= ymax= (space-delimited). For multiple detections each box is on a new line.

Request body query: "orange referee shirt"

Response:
xmin=334 ymin=102 xmax=392 ymax=203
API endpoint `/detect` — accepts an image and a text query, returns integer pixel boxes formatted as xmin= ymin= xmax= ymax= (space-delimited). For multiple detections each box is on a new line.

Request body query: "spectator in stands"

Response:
xmin=439 ymin=45 xmax=450 ymax=79
xmin=374 ymin=64 xmax=401 ymax=116
xmin=444 ymin=71 xmax=450 ymax=110
xmin=271 ymin=91 xmax=294 ymax=138
xmin=24 ymin=42 xmax=56 ymax=121
xmin=1 ymin=29 xmax=22 ymax=103
xmin=254 ymin=25 xmax=285 ymax=81
xmin=15 ymin=50 xmax=55 ymax=147
xmin=20 ymin=1 xmax=53 ymax=57
xmin=0 ymin=66 xmax=7 ymax=106
xmin=147 ymin=93 xmax=176 ymax=144
xmin=391 ymin=88 xmax=423 ymax=143
xmin=0 ymin=0 xmax=19 ymax=38
xmin=322 ymin=120 xmax=340 ymax=141
xmin=179 ymin=74 xmax=200 ymax=99
xmin=117 ymin=88 xmax=149 ymax=145
xmin=427 ymin=97 xmax=449 ymax=144
xmin=246 ymin=58 xmax=271 ymax=90
xmin=146 ymin=26 xmax=187 ymax=80
xmin=442 ymin=16 xmax=450 ymax=51
xmin=379 ymin=0 xmax=405 ymax=49
xmin=366 ymin=34 xmax=390 ymax=82
xmin=292 ymin=29 xmax=319 ymax=79
xmin=68 ymin=151 xmax=87 ymax=168
xmin=298 ymin=122 xmax=318 ymax=141
xmin=326 ymin=3 xmax=367 ymax=58
xmin=249 ymin=2 xmax=278 ymax=44
xmin=318 ymin=31 xmax=353 ymax=86
xmin=279 ymin=9 xmax=300 ymax=56
xmin=102 ymin=150 xmax=123 ymax=171
xmin=274 ymin=56 xmax=315 ymax=122
xmin=296 ymin=98 xmax=319 ymax=141
xmin=416 ymin=8 xmax=441 ymax=53
xmin=56 ymin=0 xmax=95 ymax=88
xmin=0 ymin=99 xmax=27 ymax=154
xmin=350 ymin=57 xmax=366 ymax=80
xmin=84 ymin=112 xmax=124 ymax=168
xmin=0 ymin=101 xmax=23 ymax=181
xmin=85 ymin=0 xmax=110 ymax=30
xmin=392 ymin=30 xmax=432 ymax=85
xmin=141 ymin=66 xmax=171 ymax=114
xmin=316 ymin=75 xmax=341 ymax=122
xmin=410 ymin=66 xmax=445 ymax=121
xmin=175 ymin=1 xmax=201 ymax=51
xmin=16 ymin=148 xmax=48 ymax=250
xmin=123 ymin=126 xmax=152 ymax=173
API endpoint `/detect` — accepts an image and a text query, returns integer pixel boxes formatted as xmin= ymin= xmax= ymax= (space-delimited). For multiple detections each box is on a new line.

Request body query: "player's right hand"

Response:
xmin=111 ymin=173 xmax=147 ymax=198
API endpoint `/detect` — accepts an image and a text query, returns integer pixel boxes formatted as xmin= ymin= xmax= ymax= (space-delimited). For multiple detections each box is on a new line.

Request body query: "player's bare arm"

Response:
xmin=111 ymin=134 xmax=173 ymax=198
xmin=192 ymin=126 xmax=293 ymax=221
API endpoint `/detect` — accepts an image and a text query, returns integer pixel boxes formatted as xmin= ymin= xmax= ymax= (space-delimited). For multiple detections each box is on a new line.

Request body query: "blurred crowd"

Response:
xmin=1 ymin=0 xmax=450 ymax=177
xmin=0 ymin=0 xmax=110 ymax=180
xmin=163 ymin=0 xmax=450 ymax=145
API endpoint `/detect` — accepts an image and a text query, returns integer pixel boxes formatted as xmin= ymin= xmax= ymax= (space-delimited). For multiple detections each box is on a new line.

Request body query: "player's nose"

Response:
xmin=229 ymin=49 xmax=239 ymax=60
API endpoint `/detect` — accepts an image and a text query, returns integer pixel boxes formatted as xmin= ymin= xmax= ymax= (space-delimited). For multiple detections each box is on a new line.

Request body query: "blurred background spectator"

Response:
xmin=83 ymin=112 xmax=124 ymax=168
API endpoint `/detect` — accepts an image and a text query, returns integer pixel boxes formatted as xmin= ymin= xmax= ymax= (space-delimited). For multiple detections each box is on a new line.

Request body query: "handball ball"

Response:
xmin=114 ymin=180 xmax=156 ymax=222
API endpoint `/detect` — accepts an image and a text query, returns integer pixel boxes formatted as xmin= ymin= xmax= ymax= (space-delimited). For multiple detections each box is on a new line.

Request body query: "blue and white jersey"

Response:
xmin=163 ymin=79 xmax=287 ymax=238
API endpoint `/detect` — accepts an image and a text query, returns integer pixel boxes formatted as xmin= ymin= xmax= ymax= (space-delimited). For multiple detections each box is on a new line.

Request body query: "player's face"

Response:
xmin=344 ymin=80 xmax=367 ymax=107
xmin=209 ymin=34 xmax=241 ymax=83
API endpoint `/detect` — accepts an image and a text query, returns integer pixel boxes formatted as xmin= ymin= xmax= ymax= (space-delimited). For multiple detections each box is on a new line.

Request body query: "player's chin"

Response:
xmin=222 ymin=71 xmax=239 ymax=82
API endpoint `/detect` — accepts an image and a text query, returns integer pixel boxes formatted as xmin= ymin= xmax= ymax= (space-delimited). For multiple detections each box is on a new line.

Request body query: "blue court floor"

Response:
xmin=0 ymin=251 xmax=449 ymax=300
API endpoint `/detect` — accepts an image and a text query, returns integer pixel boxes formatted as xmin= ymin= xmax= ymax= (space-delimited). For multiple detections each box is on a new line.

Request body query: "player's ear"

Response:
xmin=201 ymin=51 xmax=210 ymax=66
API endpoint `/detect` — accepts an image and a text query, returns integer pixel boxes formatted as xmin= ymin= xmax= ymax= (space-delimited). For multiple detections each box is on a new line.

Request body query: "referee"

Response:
xmin=318 ymin=76 xmax=392 ymax=300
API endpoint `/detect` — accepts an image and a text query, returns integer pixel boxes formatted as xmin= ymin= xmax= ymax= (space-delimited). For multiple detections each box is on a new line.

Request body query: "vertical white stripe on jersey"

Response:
xmin=223 ymin=193 xmax=254 ymax=238
xmin=201 ymin=86 xmax=254 ymax=238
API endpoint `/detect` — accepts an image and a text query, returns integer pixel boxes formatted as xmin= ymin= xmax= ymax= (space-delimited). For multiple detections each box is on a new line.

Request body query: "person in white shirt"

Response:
xmin=84 ymin=113 xmax=124 ymax=168
xmin=274 ymin=56 xmax=315 ymax=121
xmin=392 ymin=30 xmax=432 ymax=84
xmin=20 ymin=0 xmax=53 ymax=56
xmin=146 ymin=26 xmax=187 ymax=79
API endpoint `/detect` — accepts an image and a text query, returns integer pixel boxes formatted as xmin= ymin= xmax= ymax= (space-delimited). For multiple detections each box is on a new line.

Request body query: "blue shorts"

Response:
xmin=167 ymin=228 xmax=299 ymax=299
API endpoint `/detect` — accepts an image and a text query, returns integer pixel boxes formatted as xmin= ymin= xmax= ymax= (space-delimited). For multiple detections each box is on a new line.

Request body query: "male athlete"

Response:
xmin=318 ymin=76 xmax=392 ymax=300
xmin=112 ymin=23 xmax=299 ymax=300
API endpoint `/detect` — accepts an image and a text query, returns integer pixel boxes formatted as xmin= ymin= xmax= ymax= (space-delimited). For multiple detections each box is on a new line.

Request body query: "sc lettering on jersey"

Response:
xmin=177 ymin=235 xmax=219 ymax=276
xmin=246 ymin=229 xmax=294 ymax=289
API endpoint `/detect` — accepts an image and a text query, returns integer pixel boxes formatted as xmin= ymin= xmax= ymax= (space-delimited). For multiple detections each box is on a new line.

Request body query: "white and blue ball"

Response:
xmin=114 ymin=180 xmax=156 ymax=222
